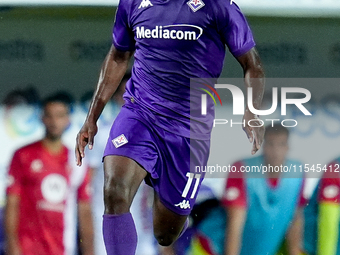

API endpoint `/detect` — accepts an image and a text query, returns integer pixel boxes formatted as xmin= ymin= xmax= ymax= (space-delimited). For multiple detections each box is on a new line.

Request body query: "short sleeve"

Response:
xmin=6 ymin=151 xmax=23 ymax=196
xmin=221 ymin=161 xmax=247 ymax=208
xmin=318 ymin=162 xmax=340 ymax=204
xmin=217 ymin=2 xmax=255 ymax=57
xmin=112 ymin=0 xmax=136 ymax=51
xmin=77 ymin=167 xmax=92 ymax=202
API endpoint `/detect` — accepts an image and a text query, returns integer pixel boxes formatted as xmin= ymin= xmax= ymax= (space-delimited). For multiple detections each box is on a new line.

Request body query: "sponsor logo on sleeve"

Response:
xmin=323 ymin=185 xmax=339 ymax=199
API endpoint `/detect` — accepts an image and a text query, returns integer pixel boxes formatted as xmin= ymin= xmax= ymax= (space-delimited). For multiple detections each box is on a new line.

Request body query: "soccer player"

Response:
xmin=75 ymin=0 xmax=265 ymax=254
xmin=222 ymin=124 xmax=305 ymax=255
xmin=5 ymin=93 xmax=94 ymax=255
xmin=87 ymin=76 xmax=159 ymax=255
xmin=303 ymin=160 xmax=340 ymax=255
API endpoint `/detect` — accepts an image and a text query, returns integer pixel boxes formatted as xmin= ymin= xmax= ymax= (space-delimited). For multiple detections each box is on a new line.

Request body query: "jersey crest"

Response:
xmin=112 ymin=134 xmax=129 ymax=148
xmin=187 ymin=0 xmax=205 ymax=12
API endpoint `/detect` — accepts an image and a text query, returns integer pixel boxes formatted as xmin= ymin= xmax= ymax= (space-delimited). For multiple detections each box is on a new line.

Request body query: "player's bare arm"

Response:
xmin=236 ymin=47 xmax=265 ymax=155
xmin=4 ymin=195 xmax=22 ymax=255
xmin=286 ymin=208 xmax=304 ymax=255
xmin=224 ymin=206 xmax=247 ymax=255
xmin=76 ymin=45 xmax=133 ymax=166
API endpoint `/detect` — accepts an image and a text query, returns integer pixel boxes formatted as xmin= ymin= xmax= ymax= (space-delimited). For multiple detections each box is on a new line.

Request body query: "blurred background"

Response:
xmin=0 ymin=0 xmax=340 ymax=101
xmin=0 ymin=1 xmax=340 ymax=254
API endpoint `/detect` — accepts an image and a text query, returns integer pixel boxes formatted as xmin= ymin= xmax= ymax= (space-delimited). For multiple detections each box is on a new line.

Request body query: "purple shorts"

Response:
xmin=103 ymin=103 xmax=210 ymax=215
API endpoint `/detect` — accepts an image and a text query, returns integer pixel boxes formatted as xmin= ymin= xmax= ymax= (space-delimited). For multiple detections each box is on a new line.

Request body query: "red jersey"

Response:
xmin=318 ymin=161 xmax=340 ymax=204
xmin=6 ymin=141 xmax=91 ymax=255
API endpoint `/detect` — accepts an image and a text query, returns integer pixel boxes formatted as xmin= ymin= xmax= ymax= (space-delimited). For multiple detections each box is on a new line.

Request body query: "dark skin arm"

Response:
xmin=76 ymin=45 xmax=133 ymax=166
xmin=236 ymin=47 xmax=265 ymax=155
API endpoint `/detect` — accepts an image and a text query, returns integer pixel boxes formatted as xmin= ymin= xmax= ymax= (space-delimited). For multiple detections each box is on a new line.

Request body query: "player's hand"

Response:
xmin=76 ymin=120 xmax=98 ymax=166
xmin=242 ymin=108 xmax=265 ymax=155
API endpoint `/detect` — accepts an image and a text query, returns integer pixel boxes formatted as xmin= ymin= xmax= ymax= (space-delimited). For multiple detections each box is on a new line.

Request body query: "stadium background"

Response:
xmin=0 ymin=0 xmax=339 ymax=215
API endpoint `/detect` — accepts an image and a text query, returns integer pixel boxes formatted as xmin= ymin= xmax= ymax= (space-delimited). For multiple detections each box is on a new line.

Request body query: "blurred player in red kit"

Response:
xmin=5 ymin=93 xmax=94 ymax=255
xmin=304 ymin=159 xmax=340 ymax=255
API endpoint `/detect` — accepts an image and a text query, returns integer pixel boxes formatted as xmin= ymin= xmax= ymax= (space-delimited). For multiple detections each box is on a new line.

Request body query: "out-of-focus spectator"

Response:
xmin=186 ymin=124 xmax=306 ymax=255
xmin=2 ymin=86 xmax=40 ymax=106
xmin=0 ymin=86 xmax=41 ymax=255
xmin=4 ymin=92 xmax=94 ymax=255
xmin=303 ymin=159 xmax=340 ymax=255
xmin=222 ymin=124 xmax=305 ymax=255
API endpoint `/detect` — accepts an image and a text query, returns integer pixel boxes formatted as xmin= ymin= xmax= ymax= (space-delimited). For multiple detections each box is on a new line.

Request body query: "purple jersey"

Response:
xmin=113 ymin=0 xmax=255 ymax=139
